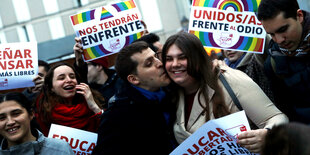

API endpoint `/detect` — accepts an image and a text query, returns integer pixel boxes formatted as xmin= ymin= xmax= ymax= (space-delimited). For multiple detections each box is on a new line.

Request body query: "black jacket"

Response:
xmin=264 ymin=11 xmax=310 ymax=123
xmin=92 ymin=82 xmax=176 ymax=155
xmin=75 ymin=62 xmax=123 ymax=108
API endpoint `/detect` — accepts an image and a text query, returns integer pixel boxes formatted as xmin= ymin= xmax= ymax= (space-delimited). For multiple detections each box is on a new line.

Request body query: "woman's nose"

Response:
xmin=65 ymin=76 xmax=73 ymax=82
xmin=7 ymin=116 xmax=15 ymax=126
xmin=172 ymin=59 xmax=179 ymax=67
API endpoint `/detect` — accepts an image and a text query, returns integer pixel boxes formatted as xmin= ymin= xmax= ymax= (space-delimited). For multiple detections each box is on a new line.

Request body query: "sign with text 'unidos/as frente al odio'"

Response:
xmin=189 ymin=0 xmax=266 ymax=54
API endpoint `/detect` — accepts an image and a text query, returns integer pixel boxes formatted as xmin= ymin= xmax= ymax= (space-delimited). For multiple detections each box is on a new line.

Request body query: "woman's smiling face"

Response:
xmin=51 ymin=65 xmax=78 ymax=99
xmin=165 ymin=44 xmax=196 ymax=88
xmin=0 ymin=100 xmax=34 ymax=146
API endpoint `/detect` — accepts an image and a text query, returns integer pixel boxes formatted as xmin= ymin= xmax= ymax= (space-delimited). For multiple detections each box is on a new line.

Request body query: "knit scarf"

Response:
xmin=51 ymin=101 xmax=100 ymax=132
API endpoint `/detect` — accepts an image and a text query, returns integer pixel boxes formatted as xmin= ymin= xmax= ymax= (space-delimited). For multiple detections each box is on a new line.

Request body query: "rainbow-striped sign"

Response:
xmin=189 ymin=0 xmax=266 ymax=53
xmin=100 ymin=7 xmax=114 ymax=20
xmin=69 ymin=0 xmax=144 ymax=61
xmin=112 ymin=0 xmax=136 ymax=12
xmin=82 ymin=31 xmax=143 ymax=60
xmin=193 ymin=0 xmax=260 ymax=12
xmin=71 ymin=9 xmax=96 ymax=25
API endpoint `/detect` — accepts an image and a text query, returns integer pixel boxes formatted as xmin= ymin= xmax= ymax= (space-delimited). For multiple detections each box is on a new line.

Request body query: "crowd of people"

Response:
xmin=0 ymin=0 xmax=309 ymax=154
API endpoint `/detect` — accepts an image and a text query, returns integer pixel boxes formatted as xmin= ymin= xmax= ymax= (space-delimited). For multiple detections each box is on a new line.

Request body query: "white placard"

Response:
xmin=48 ymin=124 xmax=98 ymax=155
xmin=0 ymin=42 xmax=38 ymax=90
xmin=170 ymin=111 xmax=257 ymax=155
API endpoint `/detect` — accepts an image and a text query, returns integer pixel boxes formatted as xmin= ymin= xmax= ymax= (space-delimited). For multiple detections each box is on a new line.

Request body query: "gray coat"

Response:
xmin=0 ymin=130 xmax=74 ymax=155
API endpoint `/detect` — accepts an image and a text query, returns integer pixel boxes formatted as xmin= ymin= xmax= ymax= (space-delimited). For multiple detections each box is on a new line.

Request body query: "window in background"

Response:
xmin=0 ymin=15 xmax=2 ymax=28
xmin=17 ymin=26 xmax=29 ymax=42
xmin=138 ymin=0 xmax=163 ymax=32
xmin=12 ymin=0 xmax=31 ymax=22
xmin=0 ymin=16 xmax=6 ymax=43
xmin=25 ymin=24 xmax=36 ymax=41
xmin=76 ymin=0 xmax=89 ymax=7
xmin=43 ymin=0 xmax=59 ymax=14
xmin=48 ymin=17 xmax=65 ymax=39
xmin=0 ymin=32 xmax=6 ymax=43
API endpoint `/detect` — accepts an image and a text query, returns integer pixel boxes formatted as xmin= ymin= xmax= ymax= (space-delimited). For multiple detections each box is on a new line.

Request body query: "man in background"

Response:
xmin=258 ymin=0 xmax=310 ymax=123
xmin=22 ymin=60 xmax=50 ymax=101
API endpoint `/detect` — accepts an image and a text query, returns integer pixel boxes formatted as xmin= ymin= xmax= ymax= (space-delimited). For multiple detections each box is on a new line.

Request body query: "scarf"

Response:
xmin=224 ymin=53 xmax=246 ymax=69
xmin=132 ymin=85 xmax=166 ymax=102
xmin=51 ymin=101 xmax=99 ymax=130
xmin=36 ymin=97 xmax=100 ymax=136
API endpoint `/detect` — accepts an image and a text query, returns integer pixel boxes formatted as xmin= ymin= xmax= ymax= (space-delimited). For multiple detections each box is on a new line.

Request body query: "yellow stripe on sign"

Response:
xmin=86 ymin=47 xmax=96 ymax=59
xmin=124 ymin=1 xmax=132 ymax=9
xmin=199 ymin=0 xmax=205 ymax=7
xmin=77 ymin=13 xmax=83 ymax=23
xmin=249 ymin=37 xmax=257 ymax=51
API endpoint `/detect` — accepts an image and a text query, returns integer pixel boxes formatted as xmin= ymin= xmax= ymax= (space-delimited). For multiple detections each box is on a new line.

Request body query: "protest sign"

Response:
xmin=170 ymin=111 xmax=257 ymax=155
xmin=189 ymin=0 xmax=266 ymax=54
xmin=48 ymin=124 xmax=98 ymax=155
xmin=0 ymin=42 xmax=38 ymax=90
xmin=70 ymin=0 xmax=144 ymax=61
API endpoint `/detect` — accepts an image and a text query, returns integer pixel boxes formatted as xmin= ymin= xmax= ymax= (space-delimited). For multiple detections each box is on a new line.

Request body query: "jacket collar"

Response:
xmin=178 ymin=85 xmax=215 ymax=131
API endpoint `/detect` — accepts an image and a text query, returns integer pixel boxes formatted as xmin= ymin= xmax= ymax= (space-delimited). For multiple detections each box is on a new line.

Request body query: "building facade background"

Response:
xmin=0 ymin=0 xmax=309 ymax=63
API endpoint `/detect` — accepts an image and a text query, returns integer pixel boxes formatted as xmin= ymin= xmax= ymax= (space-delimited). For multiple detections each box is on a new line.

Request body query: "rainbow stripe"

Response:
xmin=218 ymin=0 xmax=243 ymax=12
xmin=112 ymin=0 xmax=136 ymax=12
xmin=83 ymin=44 xmax=112 ymax=61
xmin=71 ymin=9 xmax=96 ymax=25
xmin=124 ymin=31 xmax=143 ymax=46
xmin=189 ymin=30 xmax=264 ymax=53
xmin=192 ymin=0 xmax=261 ymax=12
xmin=101 ymin=7 xmax=114 ymax=20
xmin=83 ymin=32 xmax=143 ymax=61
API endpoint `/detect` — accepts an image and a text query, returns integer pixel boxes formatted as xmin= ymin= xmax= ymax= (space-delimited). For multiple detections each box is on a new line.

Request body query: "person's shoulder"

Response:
xmin=42 ymin=137 xmax=74 ymax=154
xmin=36 ymin=131 xmax=73 ymax=155
xmin=219 ymin=65 xmax=258 ymax=90
xmin=220 ymin=65 xmax=253 ymax=82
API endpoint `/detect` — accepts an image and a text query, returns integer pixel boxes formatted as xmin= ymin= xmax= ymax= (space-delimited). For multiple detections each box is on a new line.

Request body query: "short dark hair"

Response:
xmin=261 ymin=123 xmax=310 ymax=155
xmin=257 ymin=0 xmax=300 ymax=21
xmin=0 ymin=92 xmax=38 ymax=135
xmin=135 ymin=33 xmax=160 ymax=52
xmin=38 ymin=60 xmax=50 ymax=73
xmin=0 ymin=92 xmax=32 ymax=114
xmin=115 ymin=41 xmax=149 ymax=81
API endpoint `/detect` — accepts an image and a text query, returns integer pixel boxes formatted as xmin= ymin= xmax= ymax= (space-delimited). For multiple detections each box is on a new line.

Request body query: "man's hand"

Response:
xmin=31 ymin=75 xmax=44 ymax=93
xmin=73 ymin=37 xmax=84 ymax=66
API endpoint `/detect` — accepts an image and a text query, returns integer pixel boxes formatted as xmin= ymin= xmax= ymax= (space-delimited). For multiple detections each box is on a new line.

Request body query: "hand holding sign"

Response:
xmin=73 ymin=37 xmax=84 ymax=67
xmin=32 ymin=74 xmax=44 ymax=93
xmin=237 ymin=128 xmax=268 ymax=153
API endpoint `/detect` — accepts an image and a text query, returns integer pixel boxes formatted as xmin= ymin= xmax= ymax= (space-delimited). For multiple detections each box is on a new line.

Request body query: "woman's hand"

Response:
xmin=237 ymin=129 xmax=268 ymax=153
xmin=76 ymin=83 xmax=102 ymax=114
